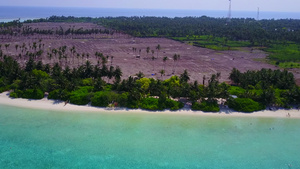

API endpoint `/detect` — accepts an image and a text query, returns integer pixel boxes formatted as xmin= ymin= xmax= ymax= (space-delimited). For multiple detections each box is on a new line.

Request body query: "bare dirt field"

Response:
xmin=2 ymin=22 xmax=300 ymax=84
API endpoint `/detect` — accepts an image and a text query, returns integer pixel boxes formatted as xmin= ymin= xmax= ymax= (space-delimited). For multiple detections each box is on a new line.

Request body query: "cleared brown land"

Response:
xmin=2 ymin=22 xmax=300 ymax=84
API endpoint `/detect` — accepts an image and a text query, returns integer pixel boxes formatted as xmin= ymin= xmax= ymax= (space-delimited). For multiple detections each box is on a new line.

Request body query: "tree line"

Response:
xmin=1 ymin=55 xmax=299 ymax=112
xmin=6 ymin=16 xmax=300 ymax=44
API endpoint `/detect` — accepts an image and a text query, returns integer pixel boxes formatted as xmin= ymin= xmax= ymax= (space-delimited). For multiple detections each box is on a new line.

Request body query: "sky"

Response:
xmin=1 ymin=0 xmax=300 ymax=12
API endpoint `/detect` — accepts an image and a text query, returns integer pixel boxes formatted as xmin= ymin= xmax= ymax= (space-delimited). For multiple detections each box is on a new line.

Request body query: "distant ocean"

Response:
xmin=1 ymin=6 xmax=300 ymax=23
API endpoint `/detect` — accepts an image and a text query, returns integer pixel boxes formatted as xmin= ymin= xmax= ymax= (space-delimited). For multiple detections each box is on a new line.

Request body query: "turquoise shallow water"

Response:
xmin=0 ymin=104 xmax=300 ymax=169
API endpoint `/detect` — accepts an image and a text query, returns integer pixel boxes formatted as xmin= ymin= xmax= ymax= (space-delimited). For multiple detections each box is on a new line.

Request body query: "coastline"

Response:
xmin=0 ymin=92 xmax=299 ymax=119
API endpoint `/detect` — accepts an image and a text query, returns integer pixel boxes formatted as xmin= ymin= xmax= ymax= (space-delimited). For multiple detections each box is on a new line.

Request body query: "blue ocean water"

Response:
xmin=0 ymin=104 xmax=300 ymax=168
xmin=0 ymin=6 xmax=300 ymax=23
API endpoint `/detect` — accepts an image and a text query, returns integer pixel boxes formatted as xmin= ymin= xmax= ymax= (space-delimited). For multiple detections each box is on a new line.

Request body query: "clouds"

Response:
xmin=2 ymin=0 xmax=300 ymax=12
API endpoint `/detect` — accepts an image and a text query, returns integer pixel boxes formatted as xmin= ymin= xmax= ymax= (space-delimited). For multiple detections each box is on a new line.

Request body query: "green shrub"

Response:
xmin=91 ymin=91 xmax=118 ymax=107
xmin=117 ymin=92 xmax=129 ymax=107
xmin=165 ymin=99 xmax=184 ymax=111
xmin=229 ymin=86 xmax=245 ymax=97
xmin=140 ymin=98 xmax=160 ymax=110
xmin=0 ymin=85 xmax=10 ymax=93
xmin=9 ymin=92 xmax=19 ymax=98
xmin=228 ymin=98 xmax=265 ymax=112
xmin=192 ymin=100 xmax=220 ymax=112
xmin=69 ymin=86 xmax=94 ymax=105
xmin=48 ymin=89 xmax=60 ymax=100
xmin=127 ymin=99 xmax=139 ymax=109
xmin=22 ymin=89 xmax=44 ymax=99
xmin=139 ymin=97 xmax=184 ymax=111
xmin=48 ymin=89 xmax=70 ymax=101
xmin=82 ymin=78 xmax=93 ymax=86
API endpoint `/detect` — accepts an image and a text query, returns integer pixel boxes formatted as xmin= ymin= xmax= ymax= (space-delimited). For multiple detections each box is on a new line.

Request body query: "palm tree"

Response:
xmin=203 ymin=75 xmax=206 ymax=86
xmin=156 ymin=44 xmax=161 ymax=58
xmin=152 ymin=56 xmax=155 ymax=71
xmin=159 ymin=69 xmax=165 ymax=77
xmin=113 ymin=66 xmax=122 ymax=82
xmin=136 ymin=71 xmax=145 ymax=79
xmin=146 ymin=47 xmax=150 ymax=58
xmin=15 ymin=44 xmax=19 ymax=52
xmin=81 ymin=53 xmax=85 ymax=64
xmin=163 ymin=56 xmax=168 ymax=71
xmin=151 ymin=50 xmax=155 ymax=58
xmin=111 ymin=56 xmax=114 ymax=66
xmin=5 ymin=44 xmax=10 ymax=52
xmin=47 ymin=52 xmax=53 ymax=64
xmin=172 ymin=54 xmax=178 ymax=74
xmin=180 ymin=69 xmax=190 ymax=83
xmin=101 ymin=56 xmax=107 ymax=66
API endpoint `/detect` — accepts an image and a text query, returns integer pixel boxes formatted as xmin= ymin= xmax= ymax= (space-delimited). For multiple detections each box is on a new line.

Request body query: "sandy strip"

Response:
xmin=0 ymin=92 xmax=299 ymax=119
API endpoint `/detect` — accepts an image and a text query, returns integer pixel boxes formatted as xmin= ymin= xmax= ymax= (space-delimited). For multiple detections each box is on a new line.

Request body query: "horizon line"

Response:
xmin=1 ymin=5 xmax=300 ymax=13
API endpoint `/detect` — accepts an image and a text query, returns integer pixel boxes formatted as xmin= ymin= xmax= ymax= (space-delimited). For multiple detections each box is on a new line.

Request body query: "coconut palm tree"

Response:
xmin=146 ymin=47 xmax=150 ymax=58
xmin=172 ymin=54 xmax=178 ymax=74
xmin=113 ymin=66 xmax=122 ymax=82
xmin=151 ymin=50 xmax=155 ymax=58
xmin=159 ymin=69 xmax=165 ymax=77
xmin=163 ymin=56 xmax=168 ymax=71
xmin=151 ymin=56 xmax=155 ymax=71
xmin=15 ymin=44 xmax=19 ymax=52
xmin=5 ymin=44 xmax=10 ymax=52
xmin=111 ymin=56 xmax=114 ymax=66
xmin=136 ymin=71 xmax=145 ymax=79
xmin=180 ymin=69 xmax=190 ymax=83
xmin=156 ymin=44 xmax=161 ymax=58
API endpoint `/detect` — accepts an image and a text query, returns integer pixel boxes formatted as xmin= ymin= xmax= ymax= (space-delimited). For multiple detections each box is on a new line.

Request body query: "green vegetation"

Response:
xmin=1 ymin=16 xmax=300 ymax=112
xmin=139 ymin=97 xmax=184 ymax=111
xmin=48 ymin=89 xmax=70 ymax=101
xmin=0 ymin=55 xmax=299 ymax=112
xmin=228 ymin=98 xmax=265 ymax=112
xmin=3 ymin=16 xmax=300 ymax=68
xmin=172 ymin=36 xmax=251 ymax=51
xmin=264 ymin=43 xmax=300 ymax=68
xmin=91 ymin=91 xmax=118 ymax=107
xmin=0 ymin=55 xmax=225 ymax=111
xmin=192 ymin=101 xmax=220 ymax=112
xmin=69 ymin=86 xmax=93 ymax=105
xmin=229 ymin=68 xmax=300 ymax=109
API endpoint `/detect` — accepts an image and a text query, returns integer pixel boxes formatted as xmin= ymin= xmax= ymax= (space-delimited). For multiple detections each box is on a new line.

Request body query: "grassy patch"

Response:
xmin=266 ymin=43 xmax=300 ymax=62
xmin=172 ymin=36 xmax=252 ymax=51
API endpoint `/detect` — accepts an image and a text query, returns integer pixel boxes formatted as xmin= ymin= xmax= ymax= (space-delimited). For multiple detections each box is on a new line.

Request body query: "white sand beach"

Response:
xmin=0 ymin=91 xmax=299 ymax=118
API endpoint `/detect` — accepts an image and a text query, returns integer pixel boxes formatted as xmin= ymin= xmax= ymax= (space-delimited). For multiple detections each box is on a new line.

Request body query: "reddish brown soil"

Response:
xmin=2 ymin=22 xmax=300 ymax=84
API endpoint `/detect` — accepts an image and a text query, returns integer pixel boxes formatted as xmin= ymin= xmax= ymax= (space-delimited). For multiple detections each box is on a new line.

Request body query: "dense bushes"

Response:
xmin=140 ymin=97 xmax=184 ymax=111
xmin=91 ymin=91 xmax=119 ymax=107
xmin=165 ymin=99 xmax=184 ymax=111
xmin=23 ymin=89 xmax=44 ymax=99
xmin=228 ymin=86 xmax=245 ymax=97
xmin=228 ymin=98 xmax=265 ymax=112
xmin=140 ymin=98 xmax=160 ymax=110
xmin=69 ymin=86 xmax=93 ymax=105
xmin=0 ymin=85 xmax=10 ymax=93
xmin=48 ymin=89 xmax=70 ymax=101
xmin=192 ymin=101 xmax=220 ymax=112
xmin=10 ymin=89 xmax=44 ymax=99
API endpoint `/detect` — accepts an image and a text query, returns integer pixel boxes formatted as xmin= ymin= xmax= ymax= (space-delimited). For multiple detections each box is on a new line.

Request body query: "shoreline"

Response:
xmin=0 ymin=92 xmax=299 ymax=119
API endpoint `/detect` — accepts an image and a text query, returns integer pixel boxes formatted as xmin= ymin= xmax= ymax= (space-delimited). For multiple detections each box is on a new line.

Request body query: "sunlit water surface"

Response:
xmin=0 ymin=104 xmax=300 ymax=168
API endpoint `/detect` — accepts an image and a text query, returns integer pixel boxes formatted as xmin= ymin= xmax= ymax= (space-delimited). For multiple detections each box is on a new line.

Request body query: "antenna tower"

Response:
xmin=256 ymin=7 xmax=260 ymax=20
xmin=227 ymin=0 xmax=232 ymax=22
